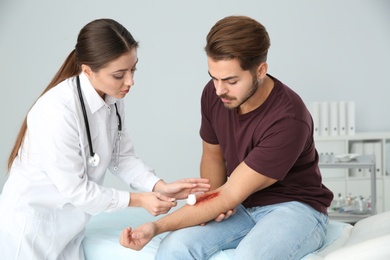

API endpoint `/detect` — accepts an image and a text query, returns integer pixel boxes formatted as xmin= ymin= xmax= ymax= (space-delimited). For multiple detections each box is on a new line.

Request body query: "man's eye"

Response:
xmin=228 ymin=81 xmax=237 ymax=85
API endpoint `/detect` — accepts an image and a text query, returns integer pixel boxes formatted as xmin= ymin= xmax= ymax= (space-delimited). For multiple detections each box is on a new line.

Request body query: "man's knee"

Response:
xmin=156 ymin=230 xmax=195 ymax=259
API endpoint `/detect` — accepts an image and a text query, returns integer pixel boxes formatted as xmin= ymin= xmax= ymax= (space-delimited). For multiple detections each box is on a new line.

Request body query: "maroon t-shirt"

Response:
xmin=200 ymin=75 xmax=333 ymax=214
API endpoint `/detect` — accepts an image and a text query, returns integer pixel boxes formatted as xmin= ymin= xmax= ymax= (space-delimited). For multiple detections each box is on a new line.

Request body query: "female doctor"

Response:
xmin=0 ymin=18 xmax=210 ymax=259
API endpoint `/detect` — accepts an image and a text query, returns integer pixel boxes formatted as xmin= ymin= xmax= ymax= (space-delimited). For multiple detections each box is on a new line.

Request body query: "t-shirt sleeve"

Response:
xmin=244 ymin=118 xmax=310 ymax=180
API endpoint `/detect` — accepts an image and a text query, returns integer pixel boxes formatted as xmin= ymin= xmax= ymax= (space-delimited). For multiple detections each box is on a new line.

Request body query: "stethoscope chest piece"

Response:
xmin=88 ymin=153 xmax=100 ymax=167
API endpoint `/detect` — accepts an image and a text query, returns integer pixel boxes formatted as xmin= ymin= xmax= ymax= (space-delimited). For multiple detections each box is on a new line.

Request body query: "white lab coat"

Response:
xmin=0 ymin=72 xmax=160 ymax=259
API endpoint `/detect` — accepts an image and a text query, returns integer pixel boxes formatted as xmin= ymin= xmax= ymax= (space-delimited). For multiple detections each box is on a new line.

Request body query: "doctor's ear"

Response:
xmin=81 ymin=64 xmax=93 ymax=78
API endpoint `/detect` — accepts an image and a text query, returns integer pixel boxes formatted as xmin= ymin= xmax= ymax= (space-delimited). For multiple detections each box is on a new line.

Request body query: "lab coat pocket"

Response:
xmin=5 ymin=212 xmax=56 ymax=259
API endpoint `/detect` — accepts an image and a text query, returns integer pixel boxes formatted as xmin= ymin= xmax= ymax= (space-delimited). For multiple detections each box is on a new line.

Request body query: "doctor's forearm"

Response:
xmin=128 ymin=192 xmax=141 ymax=207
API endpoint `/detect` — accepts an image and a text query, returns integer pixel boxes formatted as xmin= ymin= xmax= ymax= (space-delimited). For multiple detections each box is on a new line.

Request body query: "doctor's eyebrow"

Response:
xmin=113 ymin=58 xmax=139 ymax=73
xmin=208 ymin=71 xmax=239 ymax=81
xmin=131 ymin=58 xmax=139 ymax=69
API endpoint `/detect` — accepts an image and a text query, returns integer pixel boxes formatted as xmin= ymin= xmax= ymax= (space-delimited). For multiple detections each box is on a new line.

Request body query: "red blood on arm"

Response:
xmin=195 ymin=191 xmax=220 ymax=205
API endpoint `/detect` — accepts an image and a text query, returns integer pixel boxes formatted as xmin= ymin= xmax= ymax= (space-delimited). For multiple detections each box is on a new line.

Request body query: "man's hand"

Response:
xmin=200 ymin=208 xmax=237 ymax=226
xmin=119 ymin=222 xmax=157 ymax=251
xmin=214 ymin=208 xmax=236 ymax=222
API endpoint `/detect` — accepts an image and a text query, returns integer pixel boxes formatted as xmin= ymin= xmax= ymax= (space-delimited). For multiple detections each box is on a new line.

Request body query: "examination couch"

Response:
xmin=83 ymin=204 xmax=390 ymax=260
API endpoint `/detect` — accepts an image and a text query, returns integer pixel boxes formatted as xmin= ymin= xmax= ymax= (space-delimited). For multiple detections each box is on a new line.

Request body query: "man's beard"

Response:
xmin=220 ymin=76 xmax=259 ymax=110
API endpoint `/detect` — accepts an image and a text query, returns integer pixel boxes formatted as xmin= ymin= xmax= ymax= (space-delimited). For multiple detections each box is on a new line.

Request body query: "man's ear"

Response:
xmin=256 ymin=62 xmax=268 ymax=79
xmin=81 ymin=64 xmax=93 ymax=79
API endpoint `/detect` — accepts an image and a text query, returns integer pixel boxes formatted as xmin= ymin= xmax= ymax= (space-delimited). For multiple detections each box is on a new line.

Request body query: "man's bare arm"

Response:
xmin=120 ymin=161 xmax=278 ymax=250
xmin=200 ymin=141 xmax=227 ymax=190
xmin=154 ymin=161 xmax=277 ymax=235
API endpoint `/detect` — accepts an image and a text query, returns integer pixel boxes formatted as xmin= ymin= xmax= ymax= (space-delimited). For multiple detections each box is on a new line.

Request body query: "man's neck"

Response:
xmin=238 ymin=76 xmax=274 ymax=115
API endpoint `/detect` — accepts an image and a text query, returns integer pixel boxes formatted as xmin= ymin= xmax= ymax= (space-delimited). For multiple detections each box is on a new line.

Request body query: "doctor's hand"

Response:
xmin=129 ymin=192 xmax=177 ymax=216
xmin=120 ymin=223 xmax=156 ymax=251
xmin=153 ymin=178 xmax=210 ymax=200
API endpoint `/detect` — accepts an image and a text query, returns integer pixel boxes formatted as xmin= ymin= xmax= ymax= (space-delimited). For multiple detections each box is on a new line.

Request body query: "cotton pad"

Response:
xmin=186 ymin=194 xmax=196 ymax=205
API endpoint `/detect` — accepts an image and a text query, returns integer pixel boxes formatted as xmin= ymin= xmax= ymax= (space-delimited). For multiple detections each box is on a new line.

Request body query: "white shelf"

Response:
xmin=315 ymin=132 xmax=390 ymax=141
xmin=315 ymin=132 xmax=390 ymax=215
xmin=327 ymin=212 xmax=372 ymax=224
xmin=319 ymin=155 xmax=377 ymax=220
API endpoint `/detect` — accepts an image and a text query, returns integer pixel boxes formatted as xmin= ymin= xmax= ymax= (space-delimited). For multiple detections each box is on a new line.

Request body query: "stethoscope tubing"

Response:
xmin=76 ymin=76 xmax=95 ymax=158
xmin=76 ymin=75 xmax=122 ymax=168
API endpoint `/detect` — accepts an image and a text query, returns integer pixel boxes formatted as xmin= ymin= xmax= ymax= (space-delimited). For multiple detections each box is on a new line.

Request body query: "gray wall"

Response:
xmin=1 ymin=0 xmax=389 ymax=192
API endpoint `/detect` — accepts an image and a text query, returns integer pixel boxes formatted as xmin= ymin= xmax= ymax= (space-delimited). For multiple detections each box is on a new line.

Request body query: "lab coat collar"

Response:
xmin=78 ymin=72 xmax=118 ymax=114
xmin=105 ymin=95 xmax=118 ymax=106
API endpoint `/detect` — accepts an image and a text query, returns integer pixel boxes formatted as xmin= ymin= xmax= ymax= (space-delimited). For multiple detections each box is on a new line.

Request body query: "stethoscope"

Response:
xmin=76 ymin=76 xmax=122 ymax=169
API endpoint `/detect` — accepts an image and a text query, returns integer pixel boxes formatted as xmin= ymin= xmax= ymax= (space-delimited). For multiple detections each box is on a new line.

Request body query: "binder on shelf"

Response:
xmin=338 ymin=101 xmax=347 ymax=136
xmin=386 ymin=142 xmax=390 ymax=176
xmin=309 ymin=102 xmax=320 ymax=137
xmin=320 ymin=101 xmax=329 ymax=137
xmin=373 ymin=141 xmax=382 ymax=176
xmin=347 ymin=101 xmax=356 ymax=136
xmin=362 ymin=142 xmax=375 ymax=177
xmin=329 ymin=101 xmax=338 ymax=136
xmin=349 ymin=141 xmax=364 ymax=177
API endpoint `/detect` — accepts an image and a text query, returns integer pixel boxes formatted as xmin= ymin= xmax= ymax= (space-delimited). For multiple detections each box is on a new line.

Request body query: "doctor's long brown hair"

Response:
xmin=7 ymin=18 xmax=138 ymax=172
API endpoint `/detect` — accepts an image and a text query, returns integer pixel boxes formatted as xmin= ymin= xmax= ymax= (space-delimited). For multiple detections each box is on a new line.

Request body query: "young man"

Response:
xmin=120 ymin=15 xmax=333 ymax=259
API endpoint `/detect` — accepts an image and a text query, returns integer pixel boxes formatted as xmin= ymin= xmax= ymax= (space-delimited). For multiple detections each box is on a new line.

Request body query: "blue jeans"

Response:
xmin=156 ymin=201 xmax=328 ymax=260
